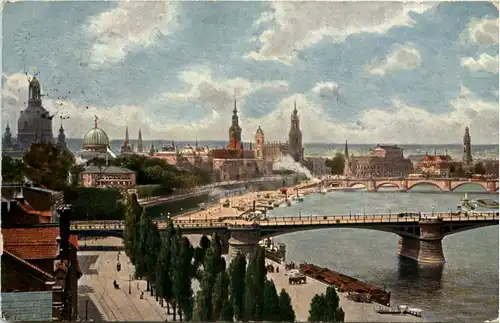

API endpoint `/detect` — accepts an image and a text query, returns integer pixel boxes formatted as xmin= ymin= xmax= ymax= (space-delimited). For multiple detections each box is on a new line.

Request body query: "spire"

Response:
xmin=195 ymin=138 xmax=198 ymax=148
xmin=293 ymin=99 xmax=298 ymax=115
xmin=57 ymin=117 xmax=67 ymax=150
xmin=94 ymin=115 xmax=99 ymax=129
xmin=125 ymin=125 xmax=129 ymax=143
xmin=138 ymin=127 xmax=143 ymax=152
xmin=344 ymin=140 xmax=349 ymax=160
xmin=233 ymin=91 xmax=237 ymax=114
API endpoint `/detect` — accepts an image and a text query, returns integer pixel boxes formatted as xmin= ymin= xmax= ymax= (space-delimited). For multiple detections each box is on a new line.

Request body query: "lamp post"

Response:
xmin=299 ymin=209 xmax=302 ymax=220
xmin=389 ymin=206 xmax=392 ymax=217
xmin=432 ymin=205 xmax=435 ymax=216
xmin=85 ymin=300 xmax=88 ymax=321
xmin=129 ymin=274 xmax=132 ymax=294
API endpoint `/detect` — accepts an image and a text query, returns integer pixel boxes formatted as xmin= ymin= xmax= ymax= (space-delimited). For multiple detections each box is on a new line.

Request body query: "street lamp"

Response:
xmin=432 ymin=205 xmax=435 ymax=216
xmin=129 ymin=274 xmax=132 ymax=294
xmin=299 ymin=209 xmax=302 ymax=220
xmin=389 ymin=206 xmax=392 ymax=216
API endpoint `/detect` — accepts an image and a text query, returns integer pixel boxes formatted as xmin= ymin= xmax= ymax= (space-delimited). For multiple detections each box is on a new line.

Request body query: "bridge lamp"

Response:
xmin=389 ymin=207 xmax=391 ymax=216
xmin=432 ymin=205 xmax=435 ymax=216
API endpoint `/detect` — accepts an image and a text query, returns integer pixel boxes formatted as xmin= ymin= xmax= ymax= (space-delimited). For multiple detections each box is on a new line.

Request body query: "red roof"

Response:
xmin=2 ymin=227 xmax=79 ymax=260
xmin=16 ymin=201 xmax=52 ymax=217
xmin=3 ymin=250 xmax=54 ymax=280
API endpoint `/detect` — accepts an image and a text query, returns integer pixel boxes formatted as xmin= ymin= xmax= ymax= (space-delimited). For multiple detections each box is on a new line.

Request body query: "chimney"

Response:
xmin=57 ymin=204 xmax=72 ymax=261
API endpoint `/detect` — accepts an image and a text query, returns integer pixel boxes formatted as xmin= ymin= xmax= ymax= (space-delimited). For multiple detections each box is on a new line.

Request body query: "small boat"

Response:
xmin=296 ymin=194 xmax=304 ymax=202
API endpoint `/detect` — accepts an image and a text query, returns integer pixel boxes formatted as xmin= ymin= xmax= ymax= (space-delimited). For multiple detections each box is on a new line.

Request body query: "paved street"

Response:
xmin=77 ymin=237 xmax=170 ymax=321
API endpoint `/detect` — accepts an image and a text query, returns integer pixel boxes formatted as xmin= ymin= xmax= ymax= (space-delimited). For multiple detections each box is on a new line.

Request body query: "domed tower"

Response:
xmin=255 ymin=125 xmax=264 ymax=160
xmin=17 ymin=76 xmax=54 ymax=150
xmin=227 ymin=96 xmax=243 ymax=150
xmin=288 ymin=100 xmax=303 ymax=162
xmin=81 ymin=116 xmax=110 ymax=159
xmin=57 ymin=117 xmax=67 ymax=150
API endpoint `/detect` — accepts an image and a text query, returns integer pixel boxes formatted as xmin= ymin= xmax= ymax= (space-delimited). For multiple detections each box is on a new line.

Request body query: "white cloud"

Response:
xmin=85 ymin=1 xmax=178 ymax=66
xmin=160 ymin=66 xmax=289 ymax=115
xmin=366 ymin=43 xmax=422 ymax=76
xmin=312 ymin=82 xmax=340 ymax=99
xmin=246 ymin=2 xmax=434 ymax=64
xmin=461 ymin=53 xmax=499 ymax=73
xmin=462 ymin=17 xmax=499 ymax=46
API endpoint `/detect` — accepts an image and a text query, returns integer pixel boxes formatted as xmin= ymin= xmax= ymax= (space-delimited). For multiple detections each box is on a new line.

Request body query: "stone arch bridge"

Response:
xmin=72 ymin=212 xmax=498 ymax=265
xmin=325 ymin=177 xmax=499 ymax=192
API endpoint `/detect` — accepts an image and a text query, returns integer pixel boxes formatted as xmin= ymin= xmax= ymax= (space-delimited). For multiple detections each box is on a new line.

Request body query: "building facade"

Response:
xmin=80 ymin=166 xmax=136 ymax=189
xmin=254 ymin=101 xmax=304 ymax=163
xmin=344 ymin=144 xmax=413 ymax=177
xmin=304 ymin=157 xmax=330 ymax=176
xmin=417 ymin=154 xmax=462 ymax=177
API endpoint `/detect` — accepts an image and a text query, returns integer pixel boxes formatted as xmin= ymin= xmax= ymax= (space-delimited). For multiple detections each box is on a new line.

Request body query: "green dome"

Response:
xmin=83 ymin=127 xmax=109 ymax=148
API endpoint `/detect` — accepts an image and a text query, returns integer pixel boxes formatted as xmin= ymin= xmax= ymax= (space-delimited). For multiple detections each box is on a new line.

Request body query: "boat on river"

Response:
xmin=297 ymin=194 xmax=304 ymax=202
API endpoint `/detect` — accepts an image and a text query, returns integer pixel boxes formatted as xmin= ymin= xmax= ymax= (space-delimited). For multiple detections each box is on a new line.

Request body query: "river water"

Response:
xmin=267 ymin=184 xmax=499 ymax=322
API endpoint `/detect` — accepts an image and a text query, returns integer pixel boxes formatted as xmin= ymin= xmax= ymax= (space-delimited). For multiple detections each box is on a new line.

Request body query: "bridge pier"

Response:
xmin=397 ymin=219 xmax=445 ymax=264
xmin=228 ymin=229 xmax=260 ymax=258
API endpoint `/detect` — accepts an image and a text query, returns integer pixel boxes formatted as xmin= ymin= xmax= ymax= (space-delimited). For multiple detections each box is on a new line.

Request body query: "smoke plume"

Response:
xmin=272 ymin=154 xmax=313 ymax=179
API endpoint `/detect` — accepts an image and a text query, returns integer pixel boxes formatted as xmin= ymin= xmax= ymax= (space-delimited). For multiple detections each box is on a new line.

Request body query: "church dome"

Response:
xmin=83 ymin=127 xmax=109 ymax=148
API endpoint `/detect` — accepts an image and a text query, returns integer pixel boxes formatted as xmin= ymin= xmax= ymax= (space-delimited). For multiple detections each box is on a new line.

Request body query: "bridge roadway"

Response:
xmin=136 ymin=175 xmax=292 ymax=207
xmin=324 ymin=176 xmax=499 ymax=192
xmin=72 ymin=212 xmax=498 ymax=264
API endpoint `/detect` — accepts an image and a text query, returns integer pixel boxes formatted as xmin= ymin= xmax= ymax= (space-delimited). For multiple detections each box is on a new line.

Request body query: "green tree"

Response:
xmin=123 ymin=194 xmax=142 ymax=263
xmin=308 ymin=294 xmax=327 ymax=322
xmin=220 ymin=299 xmax=234 ymax=322
xmin=169 ymin=227 xmax=182 ymax=321
xmin=323 ymin=286 xmax=344 ymax=322
xmin=172 ymin=235 xmax=195 ymax=321
xmin=23 ymin=142 xmax=75 ymax=190
xmin=243 ymin=247 xmax=266 ymax=321
xmin=474 ymin=162 xmax=486 ymax=175
xmin=1 ymin=155 xmax=25 ymax=183
xmin=308 ymin=287 xmax=344 ymax=322
xmin=212 ymin=270 xmax=230 ymax=321
xmin=228 ymin=252 xmax=247 ymax=321
xmin=326 ymin=153 xmax=346 ymax=175
xmin=261 ymin=279 xmax=280 ymax=321
xmin=278 ymin=289 xmax=295 ymax=322
xmin=145 ymin=220 xmax=162 ymax=295
xmin=156 ymin=220 xmax=176 ymax=314
xmin=133 ymin=209 xmax=150 ymax=280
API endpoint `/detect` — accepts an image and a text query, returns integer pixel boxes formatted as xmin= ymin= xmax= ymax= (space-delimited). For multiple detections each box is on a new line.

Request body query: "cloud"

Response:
xmin=366 ymin=43 xmax=422 ymax=76
xmin=246 ymin=2 xmax=433 ymax=64
xmin=85 ymin=1 xmax=179 ymax=66
xmin=462 ymin=17 xmax=499 ymax=46
xmin=160 ymin=66 xmax=289 ymax=115
xmin=461 ymin=53 xmax=499 ymax=73
xmin=311 ymin=82 xmax=340 ymax=99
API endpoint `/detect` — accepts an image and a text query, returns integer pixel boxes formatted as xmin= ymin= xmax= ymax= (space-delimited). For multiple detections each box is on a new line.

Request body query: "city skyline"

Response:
xmin=1 ymin=1 xmax=499 ymax=144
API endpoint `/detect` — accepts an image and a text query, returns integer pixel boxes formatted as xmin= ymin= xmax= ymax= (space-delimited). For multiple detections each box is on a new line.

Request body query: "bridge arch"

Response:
xmin=375 ymin=182 xmax=401 ymax=190
xmin=329 ymin=182 xmax=343 ymax=188
xmin=407 ymin=181 xmax=443 ymax=191
xmin=348 ymin=182 xmax=368 ymax=188
xmin=451 ymin=182 xmax=488 ymax=192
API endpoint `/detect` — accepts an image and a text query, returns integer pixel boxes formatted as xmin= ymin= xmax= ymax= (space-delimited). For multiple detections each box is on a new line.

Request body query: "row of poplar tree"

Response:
xmin=123 ymin=194 xmax=344 ymax=322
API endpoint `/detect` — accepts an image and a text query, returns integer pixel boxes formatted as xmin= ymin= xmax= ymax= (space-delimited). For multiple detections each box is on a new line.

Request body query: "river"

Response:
xmin=267 ymin=184 xmax=499 ymax=322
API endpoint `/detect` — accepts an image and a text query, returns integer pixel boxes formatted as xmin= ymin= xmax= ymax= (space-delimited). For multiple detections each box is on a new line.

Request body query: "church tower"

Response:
xmin=344 ymin=140 xmax=349 ymax=160
xmin=288 ymin=100 xmax=303 ymax=162
xmin=3 ymin=123 xmax=13 ymax=149
xmin=227 ymin=96 xmax=243 ymax=150
xmin=137 ymin=128 xmax=143 ymax=152
xmin=120 ymin=125 xmax=133 ymax=154
xmin=255 ymin=125 xmax=264 ymax=160
xmin=462 ymin=126 xmax=473 ymax=168
xmin=57 ymin=117 xmax=67 ymax=150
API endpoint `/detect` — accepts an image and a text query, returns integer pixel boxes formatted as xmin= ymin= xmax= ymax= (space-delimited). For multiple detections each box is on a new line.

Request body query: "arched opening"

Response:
xmin=330 ymin=182 xmax=342 ymax=188
xmin=376 ymin=183 xmax=400 ymax=191
xmin=407 ymin=182 xmax=442 ymax=192
xmin=349 ymin=182 xmax=367 ymax=190
xmin=451 ymin=183 xmax=488 ymax=193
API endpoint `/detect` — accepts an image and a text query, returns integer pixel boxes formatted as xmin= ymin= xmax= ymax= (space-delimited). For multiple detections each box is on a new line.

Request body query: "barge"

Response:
xmin=299 ymin=263 xmax=391 ymax=306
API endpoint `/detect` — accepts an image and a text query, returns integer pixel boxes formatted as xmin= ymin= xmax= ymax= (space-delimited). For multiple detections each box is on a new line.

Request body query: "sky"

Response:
xmin=1 ymin=1 xmax=499 ymax=144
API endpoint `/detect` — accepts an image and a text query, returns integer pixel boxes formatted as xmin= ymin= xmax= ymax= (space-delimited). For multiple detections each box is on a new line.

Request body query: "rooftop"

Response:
xmin=81 ymin=165 xmax=135 ymax=174
xmin=2 ymin=227 xmax=79 ymax=260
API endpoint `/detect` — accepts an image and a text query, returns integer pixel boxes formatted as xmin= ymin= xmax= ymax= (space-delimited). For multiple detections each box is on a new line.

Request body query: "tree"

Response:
xmin=156 ymin=220 xmax=176 ymax=314
xmin=172 ymin=235 xmax=195 ymax=321
xmin=220 ymin=299 xmax=234 ymax=322
xmin=278 ymin=289 xmax=295 ymax=322
xmin=323 ymin=286 xmax=344 ymax=322
xmin=308 ymin=294 xmax=327 ymax=322
xmin=145 ymin=220 xmax=162 ymax=295
xmin=133 ymin=209 xmax=150 ymax=280
xmin=326 ymin=153 xmax=346 ymax=175
xmin=23 ymin=142 xmax=75 ymax=190
xmin=1 ymin=155 xmax=25 ymax=183
xmin=243 ymin=247 xmax=266 ymax=321
xmin=212 ymin=270 xmax=230 ymax=321
xmin=228 ymin=252 xmax=246 ymax=321
xmin=261 ymin=279 xmax=280 ymax=321
xmin=123 ymin=194 xmax=142 ymax=263
xmin=474 ymin=162 xmax=486 ymax=175
xmin=194 ymin=235 xmax=211 ymax=270
xmin=308 ymin=287 xmax=344 ymax=322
